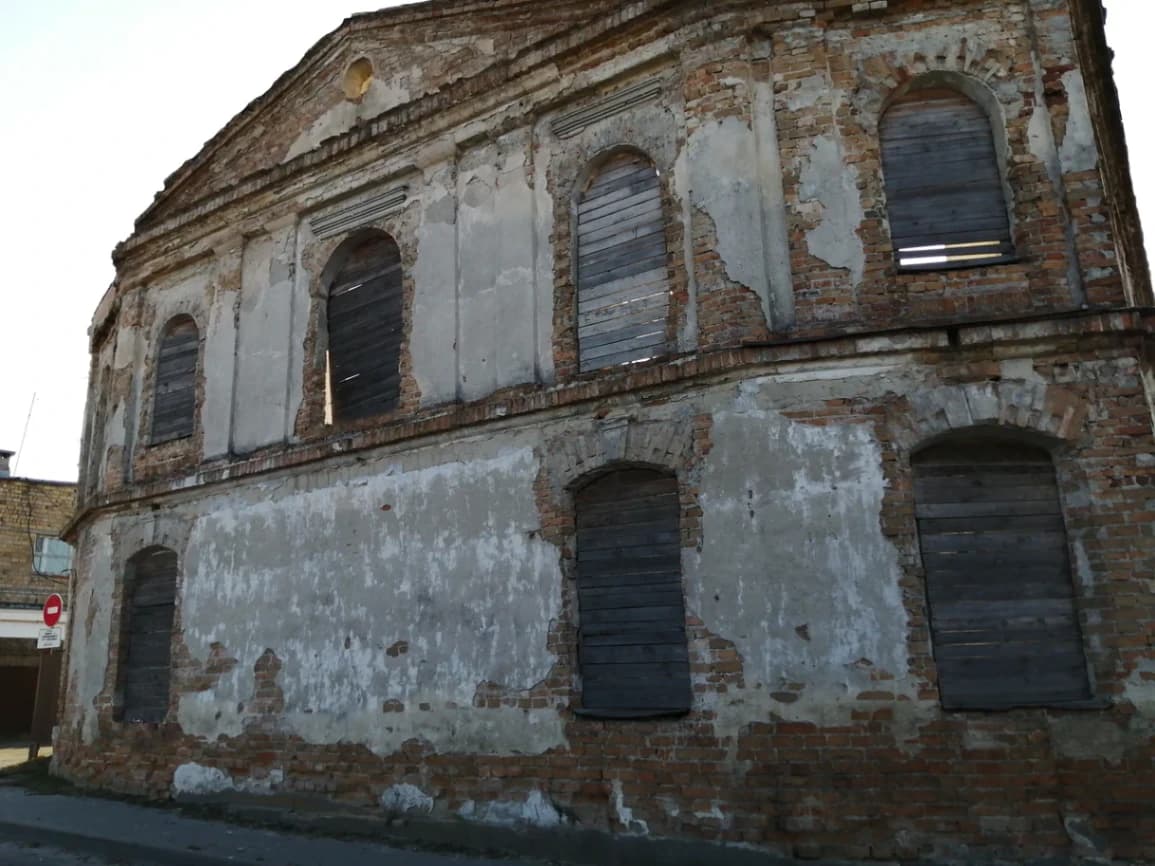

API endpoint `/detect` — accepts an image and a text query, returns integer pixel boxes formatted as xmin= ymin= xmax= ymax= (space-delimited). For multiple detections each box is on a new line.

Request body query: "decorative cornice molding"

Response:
xmin=308 ymin=185 xmax=409 ymax=238
xmin=550 ymin=77 xmax=664 ymax=139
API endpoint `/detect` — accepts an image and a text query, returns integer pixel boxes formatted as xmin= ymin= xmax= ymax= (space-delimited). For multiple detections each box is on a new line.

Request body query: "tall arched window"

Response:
xmin=880 ymin=85 xmax=1014 ymax=270
xmin=325 ymin=233 xmax=404 ymax=422
xmin=574 ymin=467 xmax=690 ymax=717
xmin=118 ymin=546 xmax=178 ymax=723
xmin=576 ymin=151 xmax=671 ymax=372
xmin=913 ymin=437 xmax=1091 ymax=709
xmin=151 ymin=316 xmax=199 ymax=444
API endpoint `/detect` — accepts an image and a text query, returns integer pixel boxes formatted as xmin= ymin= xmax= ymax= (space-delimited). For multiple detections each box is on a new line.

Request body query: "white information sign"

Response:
xmin=37 ymin=626 xmax=63 ymax=649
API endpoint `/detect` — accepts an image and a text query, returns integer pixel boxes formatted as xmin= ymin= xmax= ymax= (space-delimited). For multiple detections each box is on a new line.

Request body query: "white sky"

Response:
xmin=0 ymin=1 xmax=1150 ymax=482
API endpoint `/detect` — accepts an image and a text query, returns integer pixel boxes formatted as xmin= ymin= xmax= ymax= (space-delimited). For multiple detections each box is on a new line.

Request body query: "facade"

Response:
xmin=58 ymin=0 xmax=1155 ymax=861
xmin=0 ymin=451 xmax=75 ymax=737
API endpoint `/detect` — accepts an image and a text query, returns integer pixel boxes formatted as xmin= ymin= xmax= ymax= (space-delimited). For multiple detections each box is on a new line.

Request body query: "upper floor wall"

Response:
xmin=80 ymin=0 xmax=1134 ymax=504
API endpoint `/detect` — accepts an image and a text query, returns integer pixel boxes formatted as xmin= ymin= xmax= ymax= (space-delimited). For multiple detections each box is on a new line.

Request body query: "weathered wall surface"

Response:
xmin=0 ymin=479 xmax=75 ymax=606
xmin=61 ymin=0 xmax=1155 ymax=862
xmin=59 ymin=336 xmax=1155 ymax=859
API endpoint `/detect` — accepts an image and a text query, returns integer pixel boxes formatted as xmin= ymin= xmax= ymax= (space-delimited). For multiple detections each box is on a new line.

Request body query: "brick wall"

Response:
xmin=0 ymin=479 xmax=76 ymax=607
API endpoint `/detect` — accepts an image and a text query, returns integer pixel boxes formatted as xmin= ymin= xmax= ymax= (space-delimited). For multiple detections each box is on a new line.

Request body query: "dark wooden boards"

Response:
xmin=880 ymin=88 xmax=1014 ymax=269
xmin=327 ymin=235 xmax=404 ymax=421
xmin=151 ymin=317 xmax=199 ymax=444
xmin=914 ymin=439 xmax=1091 ymax=709
xmin=575 ymin=469 xmax=691 ymax=718
xmin=576 ymin=152 xmax=671 ymax=373
xmin=120 ymin=547 xmax=178 ymax=724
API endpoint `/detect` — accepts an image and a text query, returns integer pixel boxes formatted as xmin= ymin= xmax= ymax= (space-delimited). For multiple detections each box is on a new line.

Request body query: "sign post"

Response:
xmin=29 ymin=594 xmax=65 ymax=760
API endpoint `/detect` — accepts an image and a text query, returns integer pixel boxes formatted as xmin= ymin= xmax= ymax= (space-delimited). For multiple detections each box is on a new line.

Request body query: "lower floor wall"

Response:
xmin=52 ymin=708 xmax=1154 ymax=862
xmin=54 ymin=342 xmax=1155 ymax=862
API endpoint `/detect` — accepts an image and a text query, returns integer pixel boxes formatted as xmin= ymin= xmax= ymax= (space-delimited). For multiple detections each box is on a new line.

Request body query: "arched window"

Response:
xmin=118 ymin=547 xmax=178 ymax=723
xmin=325 ymin=233 xmax=404 ymax=422
xmin=574 ymin=468 xmax=690 ymax=717
xmin=576 ymin=151 xmax=671 ymax=372
xmin=880 ymin=86 xmax=1014 ymax=270
xmin=913 ymin=438 xmax=1090 ymax=709
xmin=151 ymin=316 xmax=199 ymax=444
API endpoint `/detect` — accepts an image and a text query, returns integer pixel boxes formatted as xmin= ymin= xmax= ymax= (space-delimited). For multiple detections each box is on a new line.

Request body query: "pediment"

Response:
xmin=137 ymin=0 xmax=622 ymax=229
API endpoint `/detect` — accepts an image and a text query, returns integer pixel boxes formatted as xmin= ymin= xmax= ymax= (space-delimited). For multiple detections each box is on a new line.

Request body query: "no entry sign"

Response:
xmin=42 ymin=593 xmax=63 ymax=628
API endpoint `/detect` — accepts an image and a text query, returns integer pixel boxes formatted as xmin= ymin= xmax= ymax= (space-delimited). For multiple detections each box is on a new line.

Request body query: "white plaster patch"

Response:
xmin=458 ymin=790 xmax=564 ymax=828
xmin=799 ymin=135 xmax=865 ymax=286
xmin=1059 ymin=70 xmax=1098 ymax=174
xmin=380 ymin=783 xmax=434 ymax=815
xmin=178 ymin=445 xmax=566 ymax=756
xmin=687 ymin=117 xmax=770 ymax=320
xmin=173 ymin=763 xmax=235 ymax=796
xmin=611 ymin=779 xmax=649 ymax=835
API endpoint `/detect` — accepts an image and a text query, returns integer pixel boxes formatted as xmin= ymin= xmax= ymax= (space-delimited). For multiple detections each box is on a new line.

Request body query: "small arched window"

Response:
xmin=574 ymin=467 xmax=690 ymax=718
xmin=151 ymin=316 xmax=199 ymax=444
xmin=325 ymin=233 xmax=403 ymax=422
xmin=576 ymin=151 xmax=671 ymax=372
xmin=118 ymin=546 xmax=178 ymax=723
xmin=913 ymin=437 xmax=1091 ymax=709
xmin=881 ymin=86 xmax=1014 ymax=270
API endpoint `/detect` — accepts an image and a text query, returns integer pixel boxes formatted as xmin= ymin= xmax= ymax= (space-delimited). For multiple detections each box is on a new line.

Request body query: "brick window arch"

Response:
xmin=117 ymin=546 xmax=178 ymax=723
xmin=881 ymin=85 xmax=1014 ymax=270
xmin=913 ymin=436 xmax=1091 ymax=708
xmin=151 ymin=316 xmax=199 ymax=444
xmin=575 ymin=150 xmax=671 ymax=372
xmin=574 ymin=467 xmax=691 ymax=718
xmin=324 ymin=232 xmax=404 ymax=422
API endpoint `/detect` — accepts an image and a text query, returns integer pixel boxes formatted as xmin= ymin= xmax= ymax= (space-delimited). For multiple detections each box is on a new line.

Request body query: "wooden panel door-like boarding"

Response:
xmin=151 ymin=317 xmax=199 ymax=444
xmin=914 ymin=440 xmax=1091 ymax=709
xmin=575 ymin=468 xmax=691 ymax=718
xmin=120 ymin=547 xmax=178 ymax=723
xmin=576 ymin=152 xmax=671 ymax=372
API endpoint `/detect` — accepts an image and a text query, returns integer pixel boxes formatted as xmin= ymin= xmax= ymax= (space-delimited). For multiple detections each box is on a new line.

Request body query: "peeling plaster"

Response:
xmin=177 ymin=444 xmax=565 ymax=755
xmin=1059 ymin=70 xmax=1098 ymax=174
xmin=380 ymin=783 xmax=435 ymax=815
xmin=458 ymin=790 xmax=564 ymax=828
xmin=687 ymin=376 xmax=910 ymax=738
xmin=799 ymin=135 xmax=865 ymax=287
xmin=611 ymin=779 xmax=649 ymax=835
xmin=686 ymin=117 xmax=771 ymax=323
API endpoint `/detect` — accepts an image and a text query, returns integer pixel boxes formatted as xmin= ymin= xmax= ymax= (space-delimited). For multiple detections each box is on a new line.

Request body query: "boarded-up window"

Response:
xmin=914 ymin=439 xmax=1091 ymax=709
xmin=881 ymin=88 xmax=1014 ymax=270
xmin=575 ymin=468 xmax=691 ymax=717
xmin=119 ymin=547 xmax=178 ymax=723
xmin=151 ymin=317 xmax=198 ymax=444
xmin=326 ymin=234 xmax=404 ymax=422
xmin=576 ymin=152 xmax=671 ymax=372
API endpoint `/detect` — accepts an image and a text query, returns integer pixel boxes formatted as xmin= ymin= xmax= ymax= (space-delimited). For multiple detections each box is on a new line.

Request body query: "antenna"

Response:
xmin=13 ymin=392 xmax=35 ymax=475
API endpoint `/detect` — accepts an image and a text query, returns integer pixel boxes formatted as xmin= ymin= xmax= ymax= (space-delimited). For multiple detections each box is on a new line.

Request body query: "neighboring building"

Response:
xmin=0 ymin=450 xmax=75 ymax=738
xmin=57 ymin=0 xmax=1155 ymax=861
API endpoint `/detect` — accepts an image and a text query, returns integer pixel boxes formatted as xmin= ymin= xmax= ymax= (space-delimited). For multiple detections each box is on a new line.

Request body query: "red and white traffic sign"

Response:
xmin=42 ymin=593 xmax=63 ymax=628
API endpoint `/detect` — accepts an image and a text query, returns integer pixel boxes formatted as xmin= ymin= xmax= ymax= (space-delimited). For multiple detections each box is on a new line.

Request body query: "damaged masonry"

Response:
xmin=57 ymin=0 xmax=1155 ymax=862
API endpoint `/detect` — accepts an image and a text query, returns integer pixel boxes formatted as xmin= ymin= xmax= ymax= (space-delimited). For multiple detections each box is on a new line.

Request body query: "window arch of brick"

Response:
xmin=151 ymin=315 xmax=199 ymax=444
xmin=912 ymin=434 xmax=1091 ymax=709
xmin=573 ymin=466 xmax=691 ymax=718
xmin=323 ymin=231 xmax=404 ymax=423
xmin=575 ymin=149 xmax=672 ymax=373
xmin=117 ymin=546 xmax=178 ymax=723
xmin=880 ymin=76 xmax=1015 ymax=271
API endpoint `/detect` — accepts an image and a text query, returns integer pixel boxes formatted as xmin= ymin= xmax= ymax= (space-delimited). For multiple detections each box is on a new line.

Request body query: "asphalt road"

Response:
xmin=0 ymin=839 xmax=166 ymax=866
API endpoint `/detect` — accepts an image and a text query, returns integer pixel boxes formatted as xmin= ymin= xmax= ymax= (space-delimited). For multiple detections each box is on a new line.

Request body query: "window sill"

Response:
xmin=941 ymin=696 xmax=1110 ymax=712
xmin=573 ymin=707 xmax=690 ymax=720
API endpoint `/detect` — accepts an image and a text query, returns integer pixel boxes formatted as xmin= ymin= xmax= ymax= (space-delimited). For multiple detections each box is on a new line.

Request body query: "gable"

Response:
xmin=141 ymin=0 xmax=623 ymax=226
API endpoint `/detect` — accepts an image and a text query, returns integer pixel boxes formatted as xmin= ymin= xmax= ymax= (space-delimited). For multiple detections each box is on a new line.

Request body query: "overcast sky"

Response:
xmin=0 ymin=1 xmax=1149 ymax=481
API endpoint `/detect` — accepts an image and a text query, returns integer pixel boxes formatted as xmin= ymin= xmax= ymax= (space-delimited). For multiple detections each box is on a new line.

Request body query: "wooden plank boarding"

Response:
xmin=577 ymin=152 xmax=671 ymax=372
xmin=151 ymin=317 xmax=199 ymax=444
xmin=327 ymin=235 xmax=404 ymax=421
xmin=575 ymin=469 xmax=691 ymax=717
xmin=913 ymin=440 xmax=1091 ymax=709
xmin=880 ymin=88 xmax=1013 ymax=269
xmin=120 ymin=548 xmax=178 ymax=723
